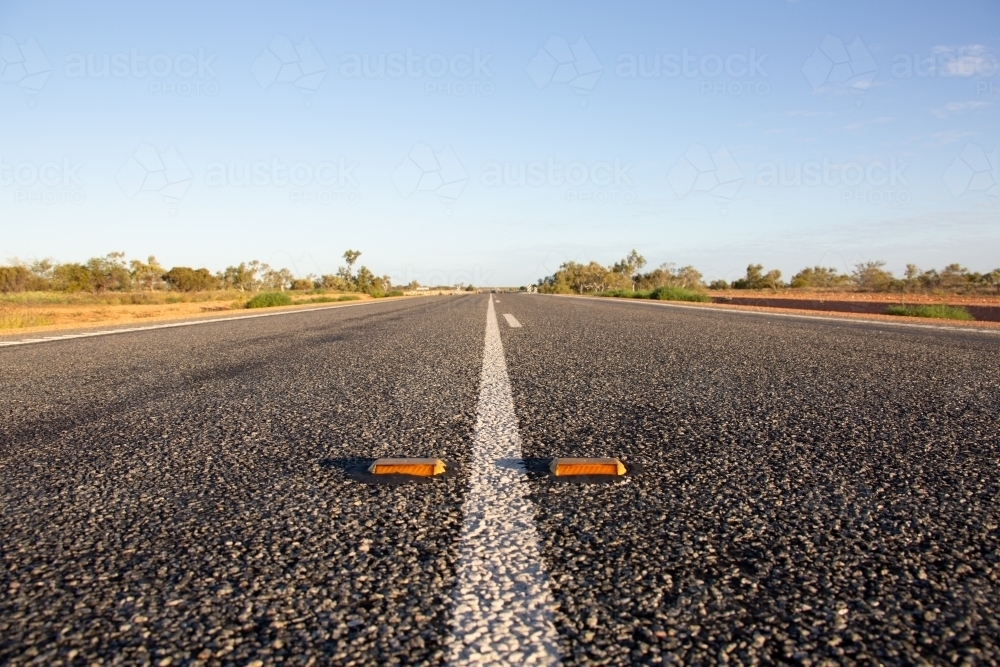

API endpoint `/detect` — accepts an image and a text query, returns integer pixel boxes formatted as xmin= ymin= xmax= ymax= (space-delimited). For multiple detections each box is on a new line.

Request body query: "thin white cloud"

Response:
xmin=925 ymin=130 xmax=977 ymax=147
xmin=932 ymin=44 xmax=986 ymax=55
xmin=843 ymin=116 xmax=893 ymax=132
xmin=931 ymin=100 xmax=990 ymax=119
xmin=931 ymin=44 xmax=998 ymax=77
xmin=787 ymin=109 xmax=836 ymax=117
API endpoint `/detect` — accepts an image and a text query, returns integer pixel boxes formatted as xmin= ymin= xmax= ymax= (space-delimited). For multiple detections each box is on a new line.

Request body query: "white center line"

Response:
xmin=447 ymin=296 xmax=560 ymax=665
xmin=502 ymin=313 xmax=522 ymax=328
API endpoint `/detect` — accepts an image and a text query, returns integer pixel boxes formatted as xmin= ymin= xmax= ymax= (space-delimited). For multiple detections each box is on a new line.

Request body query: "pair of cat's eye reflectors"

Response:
xmin=368 ymin=457 xmax=627 ymax=477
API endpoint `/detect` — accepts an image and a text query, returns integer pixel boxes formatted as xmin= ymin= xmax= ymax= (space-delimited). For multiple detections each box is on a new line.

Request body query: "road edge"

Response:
xmin=0 ymin=296 xmax=428 ymax=347
xmin=535 ymin=293 xmax=1000 ymax=336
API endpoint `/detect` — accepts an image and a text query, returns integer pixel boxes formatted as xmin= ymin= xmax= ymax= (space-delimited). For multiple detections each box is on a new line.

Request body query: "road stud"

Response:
xmin=368 ymin=458 xmax=446 ymax=477
xmin=549 ymin=457 xmax=626 ymax=477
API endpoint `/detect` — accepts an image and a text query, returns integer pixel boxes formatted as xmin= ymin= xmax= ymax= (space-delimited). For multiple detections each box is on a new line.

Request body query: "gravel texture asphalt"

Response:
xmin=503 ymin=295 xmax=1000 ymax=666
xmin=1 ymin=297 xmax=482 ymax=666
xmin=2 ymin=293 xmax=999 ymax=666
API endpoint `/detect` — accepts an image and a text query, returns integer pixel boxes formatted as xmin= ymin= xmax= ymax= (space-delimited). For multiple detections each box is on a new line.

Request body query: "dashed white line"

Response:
xmin=446 ymin=296 xmax=560 ymax=665
xmin=502 ymin=313 xmax=522 ymax=328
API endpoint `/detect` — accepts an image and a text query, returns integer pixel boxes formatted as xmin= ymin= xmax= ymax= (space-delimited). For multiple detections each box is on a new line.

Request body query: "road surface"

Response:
xmin=2 ymin=294 xmax=998 ymax=665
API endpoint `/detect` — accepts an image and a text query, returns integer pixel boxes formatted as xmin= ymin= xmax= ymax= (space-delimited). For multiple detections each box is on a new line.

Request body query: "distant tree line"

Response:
xmin=0 ymin=250 xmax=400 ymax=296
xmin=716 ymin=261 xmax=1000 ymax=293
xmin=537 ymin=250 xmax=705 ymax=294
xmin=537 ymin=252 xmax=1000 ymax=295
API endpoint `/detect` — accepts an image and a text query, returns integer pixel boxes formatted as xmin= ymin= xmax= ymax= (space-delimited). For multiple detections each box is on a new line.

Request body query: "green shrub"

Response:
xmin=601 ymin=289 xmax=646 ymax=298
xmin=387 ymin=290 xmax=404 ymax=297
xmin=599 ymin=287 xmax=710 ymax=303
xmin=731 ymin=263 xmax=783 ymax=289
xmin=304 ymin=295 xmax=361 ymax=303
xmin=246 ymin=292 xmax=293 ymax=308
xmin=649 ymin=286 xmax=711 ymax=302
xmin=163 ymin=266 xmax=218 ymax=292
xmin=0 ymin=266 xmax=32 ymax=293
xmin=885 ymin=304 xmax=974 ymax=320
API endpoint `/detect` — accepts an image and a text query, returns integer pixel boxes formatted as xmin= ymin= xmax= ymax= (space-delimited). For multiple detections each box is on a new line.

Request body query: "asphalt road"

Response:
xmin=2 ymin=294 xmax=998 ymax=665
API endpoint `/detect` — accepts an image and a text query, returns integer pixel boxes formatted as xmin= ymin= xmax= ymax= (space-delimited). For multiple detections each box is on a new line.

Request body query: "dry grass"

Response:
xmin=0 ymin=307 xmax=55 ymax=329
xmin=1 ymin=290 xmax=244 ymax=307
xmin=559 ymin=294 xmax=1000 ymax=329
xmin=709 ymin=288 xmax=1000 ymax=306
xmin=0 ymin=290 xmax=380 ymax=333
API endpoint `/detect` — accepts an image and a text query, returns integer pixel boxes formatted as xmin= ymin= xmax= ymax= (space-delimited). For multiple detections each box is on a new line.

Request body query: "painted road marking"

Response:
xmin=446 ymin=296 xmax=560 ymax=665
xmin=541 ymin=294 xmax=1000 ymax=336
xmin=503 ymin=313 xmax=522 ymax=328
xmin=0 ymin=300 xmax=394 ymax=348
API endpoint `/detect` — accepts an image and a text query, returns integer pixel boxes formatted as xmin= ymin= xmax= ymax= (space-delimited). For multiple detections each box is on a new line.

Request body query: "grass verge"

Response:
xmin=0 ymin=307 xmax=55 ymax=330
xmin=245 ymin=292 xmax=293 ymax=308
xmin=885 ymin=304 xmax=974 ymax=320
xmin=601 ymin=286 xmax=711 ymax=303
xmin=302 ymin=295 xmax=361 ymax=304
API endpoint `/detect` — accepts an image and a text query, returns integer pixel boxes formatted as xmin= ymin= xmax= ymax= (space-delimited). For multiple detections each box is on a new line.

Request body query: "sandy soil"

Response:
xmin=710 ymin=289 xmax=1000 ymax=306
xmin=0 ymin=294 xmax=395 ymax=337
xmin=600 ymin=297 xmax=1000 ymax=330
xmin=688 ymin=300 xmax=1000 ymax=329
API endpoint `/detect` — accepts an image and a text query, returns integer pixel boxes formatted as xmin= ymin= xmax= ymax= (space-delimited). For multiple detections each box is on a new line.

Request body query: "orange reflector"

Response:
xmin=368 ymin=458 xmax=446 ymax=477
xmin=549 ymin=457 xmax=626 ymax=477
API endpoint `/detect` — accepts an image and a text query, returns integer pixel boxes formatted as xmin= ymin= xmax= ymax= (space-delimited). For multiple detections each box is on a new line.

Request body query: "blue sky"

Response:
xmin=1 ymin=0 xmax=997 ymax=286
